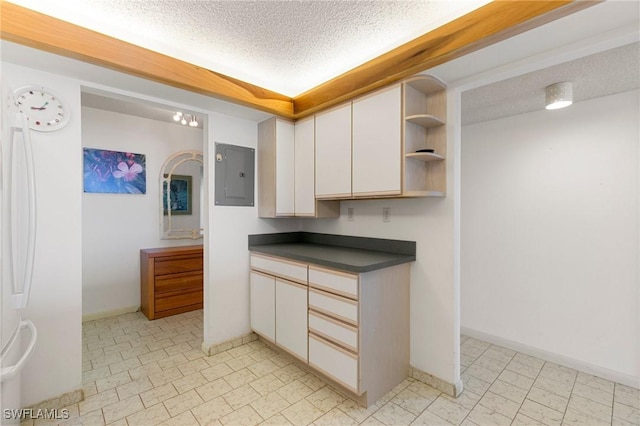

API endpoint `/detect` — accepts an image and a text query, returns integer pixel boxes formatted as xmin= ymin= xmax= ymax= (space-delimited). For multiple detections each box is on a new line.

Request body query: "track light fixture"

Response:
xmin=172 ymin=111 xmax=199 ymax=127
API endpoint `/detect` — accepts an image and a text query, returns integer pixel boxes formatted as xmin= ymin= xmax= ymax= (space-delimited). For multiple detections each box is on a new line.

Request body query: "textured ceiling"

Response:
xmin=9 ymin=0 xmax=490 ymax=96
xmin=461 ymin=42 xmax=640 ymax=125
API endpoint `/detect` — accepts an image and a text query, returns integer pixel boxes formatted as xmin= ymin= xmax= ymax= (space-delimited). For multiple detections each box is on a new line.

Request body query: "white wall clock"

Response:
xmin=15 ymin=86 xmax=69 ymax=132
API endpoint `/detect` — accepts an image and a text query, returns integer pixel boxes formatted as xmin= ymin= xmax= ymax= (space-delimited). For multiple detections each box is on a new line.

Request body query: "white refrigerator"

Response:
xmin=0 ymin=75 xmax=38 ymax=423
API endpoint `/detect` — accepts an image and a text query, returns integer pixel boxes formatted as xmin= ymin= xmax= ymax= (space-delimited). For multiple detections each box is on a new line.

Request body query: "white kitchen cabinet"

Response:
xmin=250 ymin=254 xmax=309 ymax=361
xmin=251 ymin=253 xmax=308 ymax=284
xmin=275 ymin=278 xmax=308 ymax=361
xmin=352 ymin=84 xmax=402 ymax=197
xmin=309 ymin=334 xmax=359 ymax=392
xmin=249 ymin=271 xmax=275 ymax=342
xmin=307 ymin=263 xmax=410 ymax=406
xmin=258 ymin=117 xmax=294 ymax=217
xmin=315 ymin=103 xmax=352 ymax=199
xmin=309 ymin=310 xmax=358 ymax=352
xmin=311 ymin=74 xmax=446 ymax=201
xmin=259 ymin=117 xmax=338 ymax=218
xmin=275 ymin=120 xmax=295 ymax=214
xmin=309 ymin=287 xmax=358 ymax=325
xmin=293 ymin=118 xmax=339 ymax=217
xmin=293 ymin=117 xmax=316 ymax=216
xmin=249 ymin=252 xmax=411 ymax=407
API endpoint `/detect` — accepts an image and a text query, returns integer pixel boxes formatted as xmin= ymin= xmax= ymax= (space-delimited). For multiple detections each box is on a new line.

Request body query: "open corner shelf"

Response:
xmin=405 ymin=114 xmax=444 ymax=129
xmin=404 ymin=75 xmax=447 ymax=95
xmin=405 ymin=152 xmax=445 ymax=162
xmin=402 ymin=74 xmax=447 ymax=197
xmin=403 ymin=190 xmax=445 ymax=198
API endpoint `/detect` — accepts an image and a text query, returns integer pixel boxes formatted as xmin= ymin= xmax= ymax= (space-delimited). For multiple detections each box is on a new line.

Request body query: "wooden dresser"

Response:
xmin=140 ymin=245 xmax=203 ymax=320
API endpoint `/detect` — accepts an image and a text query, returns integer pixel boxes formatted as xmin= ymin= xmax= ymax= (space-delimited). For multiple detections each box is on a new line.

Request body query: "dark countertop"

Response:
xmin=248 ymin=232 xmax=416 ymax=273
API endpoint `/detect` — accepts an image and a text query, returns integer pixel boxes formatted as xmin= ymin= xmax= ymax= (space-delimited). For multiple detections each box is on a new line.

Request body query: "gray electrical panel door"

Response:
xmin=214 ymin=142 xmax=255 ymax=206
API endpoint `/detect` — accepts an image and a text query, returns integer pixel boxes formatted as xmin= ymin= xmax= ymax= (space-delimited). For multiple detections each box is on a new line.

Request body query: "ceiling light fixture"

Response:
xmin=545 ymin=82 xmax=573 ymax=110
xmin=173 ymin=111 xmax=199 ymax=127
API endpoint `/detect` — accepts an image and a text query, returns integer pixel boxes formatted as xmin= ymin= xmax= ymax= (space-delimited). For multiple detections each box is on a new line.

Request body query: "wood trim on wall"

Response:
xmin=1 ymin=1 xmax=599 ymax=120
xmin=292 ymin=0 xmax=600 ymax=118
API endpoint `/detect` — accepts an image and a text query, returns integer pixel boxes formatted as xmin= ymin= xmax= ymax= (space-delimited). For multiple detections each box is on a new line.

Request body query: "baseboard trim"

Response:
xmin=410 ymin=366 xmax=464 ymax=398
xmin=25 ymin=388 xmax=84 ymax=413
xmin=82 ymin=305 xmax=140 ymax=322
xmin=202 ymin=332 xmax=258 ymax=356
xmin=461 ymin=327 xmax=640 ymax=389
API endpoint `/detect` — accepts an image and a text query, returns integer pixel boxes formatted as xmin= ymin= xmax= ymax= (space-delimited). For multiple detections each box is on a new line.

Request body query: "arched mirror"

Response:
xmin=160 ymin=150 xmax=204 ymax=239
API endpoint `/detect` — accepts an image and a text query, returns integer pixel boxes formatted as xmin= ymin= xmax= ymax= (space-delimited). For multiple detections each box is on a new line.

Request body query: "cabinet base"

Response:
xmin=258 ymin=336 xmax=387 ymax=408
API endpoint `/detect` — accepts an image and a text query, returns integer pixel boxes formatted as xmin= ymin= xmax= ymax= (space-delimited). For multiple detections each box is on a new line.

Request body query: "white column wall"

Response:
xmin=203 ymin=112 xmax=299 ymax=347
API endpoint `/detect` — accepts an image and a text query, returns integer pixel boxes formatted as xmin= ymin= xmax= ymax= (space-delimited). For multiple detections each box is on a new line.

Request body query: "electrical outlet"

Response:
xmin=347 ymin=207 xmax=354 ymax=221
xmin=383 ymin=207 xmax=391 ymax=223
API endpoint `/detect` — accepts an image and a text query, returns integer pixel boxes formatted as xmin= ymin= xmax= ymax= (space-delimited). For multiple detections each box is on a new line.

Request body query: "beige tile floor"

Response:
xmin=24 ymin=309 xmax=639 ymax=425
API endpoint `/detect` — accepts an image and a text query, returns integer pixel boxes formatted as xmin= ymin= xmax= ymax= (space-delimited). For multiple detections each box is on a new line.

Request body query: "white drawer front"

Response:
xmin=309 ymin=334 xmax=358 ymax=393
xmin=309 ymin=266 xmax=358 ymax=299
xmin=250 ymin=254 xmax=307 ymax=284
xmin=309 ymin=289 xmax=358 ymax=325
xmin=309 ymin=311 xmax=358 ymax=352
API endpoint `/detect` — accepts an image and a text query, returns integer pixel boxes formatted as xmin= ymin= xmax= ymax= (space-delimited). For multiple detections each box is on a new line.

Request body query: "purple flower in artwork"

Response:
xmin=113 ymin=161 xmax=143 ymax=181
xmin=84 ymin=148 xmax=146 ymax=194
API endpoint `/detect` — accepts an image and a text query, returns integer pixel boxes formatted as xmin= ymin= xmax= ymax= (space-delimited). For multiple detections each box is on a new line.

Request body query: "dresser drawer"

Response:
xmin=155 ymin=272 xmax=202 ymax=294
xmin=309 ymin=266 xmax=358 ymax=299
xmin=309 ymin=288 xmax=358 ymax=326
xmin=309 ymin=333 xmax=359 ymax=393
xmin=250 ymin=254 xmax=307 ymax=284
xmin=309 ymin=310 xmax=358 ymax=353
xmin=155 ymin=289 xmax=203 ymax=312
xmin=154 ymin=254 xmax=203 ymax=276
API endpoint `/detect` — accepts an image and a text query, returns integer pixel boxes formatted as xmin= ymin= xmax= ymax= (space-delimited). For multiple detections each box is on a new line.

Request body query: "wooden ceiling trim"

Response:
xmin=292 ymin=1 xmax=600 ymax=118
xmin=0 ymin=1 xmax=294 ymax=118
xmin=1 ymin=1 xmax=598 ymax=120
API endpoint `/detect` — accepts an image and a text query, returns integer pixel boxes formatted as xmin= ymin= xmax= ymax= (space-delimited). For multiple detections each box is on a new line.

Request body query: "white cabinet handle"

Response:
xmin=0 ymin=320 xmax=37 ymax=383
xmin=8 ymin=111 xmax=37 ymax=309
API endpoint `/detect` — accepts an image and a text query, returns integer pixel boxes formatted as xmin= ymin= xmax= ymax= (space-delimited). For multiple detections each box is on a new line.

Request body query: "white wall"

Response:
xmin=81 ymin=107 xmax=203 ymax=316
xmin=2 ymin=63 xmax=83 ymax=406
xmin=461 ymin=90 xmax=639 ymax=385
xmin=204 ymin=113 xmax=300 ymax=346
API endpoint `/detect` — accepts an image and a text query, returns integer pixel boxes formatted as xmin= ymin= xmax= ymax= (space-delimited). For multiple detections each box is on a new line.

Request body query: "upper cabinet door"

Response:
xmin=294 ymin=118 xmax=316 ymax=216
xmin=275 ymin=119 xmax=295 ymax=215
xmin=315 ymin=103 xmax=352 ymax=199
xmin=352 ymin=85 xmax=402 ymax=197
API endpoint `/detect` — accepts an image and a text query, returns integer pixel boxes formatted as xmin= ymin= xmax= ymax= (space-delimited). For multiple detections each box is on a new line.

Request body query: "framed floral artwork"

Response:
xmin=83 ymin=148 xmax=146 ymax=194
xmin=163 ymin=174 xmax=192 ymax=215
